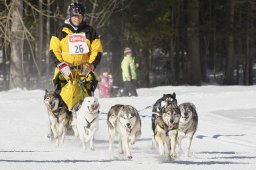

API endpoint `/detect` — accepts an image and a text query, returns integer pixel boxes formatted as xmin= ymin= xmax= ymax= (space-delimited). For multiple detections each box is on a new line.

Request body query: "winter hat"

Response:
xmin=67 ymin=2 xmax=85 ymax=17
xmin=124 ymin=47 xmax=132 ymax=55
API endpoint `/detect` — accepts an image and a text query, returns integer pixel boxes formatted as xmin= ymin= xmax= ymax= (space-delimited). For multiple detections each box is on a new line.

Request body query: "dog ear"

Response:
xmin=172 ymin=92 xmax=176 ymax=98
xmin=45 ymin=89 xmax=48 ymax=94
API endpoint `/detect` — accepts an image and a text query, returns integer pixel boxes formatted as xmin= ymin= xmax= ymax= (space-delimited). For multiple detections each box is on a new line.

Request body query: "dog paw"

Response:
xmin=185 ymin=151 xmax=190 ymax=157
xmin=130 ymin=141 xmax=135 ymax=145
xmin=169 ymin=153 xmax=176 ymax=160
xmin=90 ymin=146 xmax=95 ymax=151
xmin=127 ymin=155 xmax=133 ymax=160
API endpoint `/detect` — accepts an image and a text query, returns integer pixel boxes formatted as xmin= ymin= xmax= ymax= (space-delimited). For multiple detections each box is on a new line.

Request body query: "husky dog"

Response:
xmin=152 ymin=93 xmax=177 ymax=131
xmin=44 ymin=90 xmax=77 ymax=146
xmin=153 ymin=105 xmax=180 ymax=159
xmin=151 ymin=93 xmax=178 ymax=148
xmin=76 ymin=97 xmax=100 ymax=151
xmin=177 ymin=103 xmax=198 ymax=157
xmin=107 ymin=104 xmax=141 ymax=159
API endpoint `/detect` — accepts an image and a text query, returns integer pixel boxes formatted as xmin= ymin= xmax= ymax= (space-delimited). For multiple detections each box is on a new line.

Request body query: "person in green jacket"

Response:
xmin=121 ymin=47 xmax=138 ymax=96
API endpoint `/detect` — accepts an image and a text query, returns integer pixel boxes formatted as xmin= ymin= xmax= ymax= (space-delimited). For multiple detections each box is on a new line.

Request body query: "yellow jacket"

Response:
xmin=49 ymin=20 xmax=103 ymax=67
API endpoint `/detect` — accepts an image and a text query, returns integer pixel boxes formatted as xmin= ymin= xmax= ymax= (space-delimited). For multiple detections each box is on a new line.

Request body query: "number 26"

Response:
xmin=75 ymin=45 xmax=84 ymax=53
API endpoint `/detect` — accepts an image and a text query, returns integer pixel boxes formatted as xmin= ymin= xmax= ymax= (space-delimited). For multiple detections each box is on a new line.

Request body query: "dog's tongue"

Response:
xmin=170 ymin=123 xmax=177 ymax=129
xmin=126 ymin=128 xmax=132 ymax=133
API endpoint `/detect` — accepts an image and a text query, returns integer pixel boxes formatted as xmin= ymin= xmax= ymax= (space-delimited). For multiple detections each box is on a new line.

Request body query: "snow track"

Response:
xmin=1 ymin=86 xmax=256 ymax=170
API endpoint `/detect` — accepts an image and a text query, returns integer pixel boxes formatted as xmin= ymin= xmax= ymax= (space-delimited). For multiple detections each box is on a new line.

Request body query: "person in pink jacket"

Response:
xmin=98 ymin=72 xmax=113 ymax=98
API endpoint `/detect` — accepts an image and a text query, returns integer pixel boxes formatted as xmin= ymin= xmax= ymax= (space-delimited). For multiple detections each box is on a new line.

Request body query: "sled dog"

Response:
xmin=44 ymin=90 xmax=76 ymax=146
xmin=151 ymin=93 xmax=178 ymax=148
xmin=76 ymin=96 xmax=100 ymax=151
xmin=177 ymin=102 xmax=198 ymax=157
xmin=153 ymin=104 xmax=180 ymax=159
xmin=107 ymin=104 xmax=141 ymax=159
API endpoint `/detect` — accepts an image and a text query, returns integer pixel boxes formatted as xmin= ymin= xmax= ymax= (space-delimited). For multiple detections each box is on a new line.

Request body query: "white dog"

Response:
xmin=107 ymin=104 xmax=141 ymax=159
xmin=76 ymin=96 xmax=100 ymax=151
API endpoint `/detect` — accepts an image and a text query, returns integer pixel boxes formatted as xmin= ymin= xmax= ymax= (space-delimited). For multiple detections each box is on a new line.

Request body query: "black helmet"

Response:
xmin=67 ymin=2 xmax=85 ymax=17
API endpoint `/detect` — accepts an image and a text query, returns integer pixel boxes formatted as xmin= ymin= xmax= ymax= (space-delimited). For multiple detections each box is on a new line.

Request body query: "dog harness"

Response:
xmin=84 ymin=111 xmax=99 ymax=128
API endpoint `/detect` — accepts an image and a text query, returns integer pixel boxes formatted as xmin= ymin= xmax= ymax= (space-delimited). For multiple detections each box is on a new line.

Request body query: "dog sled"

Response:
xmin=53 ymin=62 xmax=98 ymax=110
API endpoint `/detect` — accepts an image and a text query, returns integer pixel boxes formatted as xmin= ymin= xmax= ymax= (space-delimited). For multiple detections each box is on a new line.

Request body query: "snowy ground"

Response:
xmin=0 ymin=85 xmax=256 ymax=170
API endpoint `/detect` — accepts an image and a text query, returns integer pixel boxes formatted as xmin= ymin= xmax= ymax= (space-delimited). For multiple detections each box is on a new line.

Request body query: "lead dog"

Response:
xmin=76 ymin=96 xmax=100 ymax=151
xmin=44 ymin=90 xmax=77 ymax=146
xmin=107 ymin=104 xmax=141 ymax=159
xmin=151 ymin=93 xmax=178 ymax=148
xmin=177 ymin=102 xmax=198 ymax=157
xmin=153 ymin=104 xmax=180 ymax=159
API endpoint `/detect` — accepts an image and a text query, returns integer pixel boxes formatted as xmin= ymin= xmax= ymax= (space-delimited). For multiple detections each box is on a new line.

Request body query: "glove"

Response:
xmin=82 ymin=63 xmax=94 ymax=75
xmin=57 ymin=62 xmax=71 ymax=77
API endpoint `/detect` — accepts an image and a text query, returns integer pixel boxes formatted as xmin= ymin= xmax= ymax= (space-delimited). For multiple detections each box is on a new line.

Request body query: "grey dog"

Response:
xmin=177 ymin=102 xmax=198 ymax=157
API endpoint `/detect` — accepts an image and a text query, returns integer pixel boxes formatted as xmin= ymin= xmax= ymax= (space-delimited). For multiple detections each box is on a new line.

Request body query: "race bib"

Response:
xmin=68 ymin=33 xmax=89 ymax=54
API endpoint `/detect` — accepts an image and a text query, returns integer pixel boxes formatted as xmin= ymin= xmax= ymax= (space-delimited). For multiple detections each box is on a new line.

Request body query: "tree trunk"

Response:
xmin=45 ymin=0 xmax=51 ymax=89
xmin=37 ymin=0 xmax=43 ymax=88
xmin=224 ymin=0 xmax=235 ymax=85
xmin=187 ymin=0 xmax=201 ymax=85
xmin=9 ymin=0 xmax=24 ymax=89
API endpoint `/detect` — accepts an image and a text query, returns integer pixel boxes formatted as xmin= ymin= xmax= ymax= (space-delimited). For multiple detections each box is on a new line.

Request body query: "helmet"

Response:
xmin=124 ymin=47 xmax=132 ymax=55
xmin=67 ymin=2 xmax=85 ymax=17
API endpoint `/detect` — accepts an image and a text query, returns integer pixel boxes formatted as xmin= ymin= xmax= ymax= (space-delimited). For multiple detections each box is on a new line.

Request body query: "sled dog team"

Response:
xmin=44 ymin=90 xmax=198 ymax=160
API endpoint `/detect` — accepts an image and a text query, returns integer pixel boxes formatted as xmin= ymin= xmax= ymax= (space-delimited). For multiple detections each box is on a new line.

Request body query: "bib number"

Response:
xmin=68 ymin=33 xmax=89 ymax=54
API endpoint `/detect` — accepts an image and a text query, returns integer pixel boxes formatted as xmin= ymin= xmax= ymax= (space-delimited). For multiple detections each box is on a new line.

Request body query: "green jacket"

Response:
xmin=121 ymin=55 xmax=137 ymax=81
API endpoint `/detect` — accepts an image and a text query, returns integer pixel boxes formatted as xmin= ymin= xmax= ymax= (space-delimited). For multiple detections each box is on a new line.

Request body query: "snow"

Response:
xmin=0 ymin=85 xmax=256 ymax=170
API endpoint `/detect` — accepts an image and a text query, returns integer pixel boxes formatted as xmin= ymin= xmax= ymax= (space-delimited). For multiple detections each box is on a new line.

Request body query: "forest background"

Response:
xmin=0 ymin=0 xmax=256 ymax=90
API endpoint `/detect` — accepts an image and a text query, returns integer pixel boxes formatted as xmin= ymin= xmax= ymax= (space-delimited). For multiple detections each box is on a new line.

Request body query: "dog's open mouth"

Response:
xmin=182 ymin=116 xmax=189 ymax=121
xmin=126 ymin=127 xmax=132 ymax=133
xmin=46 ymin=102 xmax=55 ymax=110
xmin=169 ymin=123 xmax=178 ymax=129
xmin=126 ymin=124 xmax=132 ymax=133
xmin=88 ymin=104 xmax=99 ymax=113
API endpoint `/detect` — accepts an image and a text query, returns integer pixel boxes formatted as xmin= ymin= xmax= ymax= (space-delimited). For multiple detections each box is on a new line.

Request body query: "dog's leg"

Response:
xmin=165 ymin=137 xmax=170 ymax=156
xmin=108 ymin=129 xmax=115 ymax=152
xmin=77 ymin=124 xmax=87 ymax=150
xmin=59 ymin=126 xmax=67 ymax=147
xmin=118 ymin=135 xmax=124 ymax=154
xmin=155 ymin=134 xmax=164 ymax=155
xmin=60 ymin=118 xmax=69 ymax=146
xmin=89 ymin=128 xmax=97 ymax=151
xmin=122 ymin=136 xmax=132 ymax=159
xmin=185 ymin=133 xmax=194 ymax=157
xmin=151 ymin=133 xmax=158 ymax=149
xmin=50 ymin=117 xmax=58 ymax=139
xmin=70 ymin=113 xmax=79 ymax=137
xmin=177 ymin=131 xmax=185 ymax=155
xmin=89 ymin=136 xmax=95 ymax=151
xmin=130 ymin=134 xmax=136 ymax=145
xmin=47 ymin=121 xmax=53 ymax=139
xmin=169 ymin=130 xmax=178 ymax=159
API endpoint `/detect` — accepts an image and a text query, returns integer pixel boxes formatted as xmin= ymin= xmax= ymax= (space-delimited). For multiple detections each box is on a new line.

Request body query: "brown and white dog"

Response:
xmin=151 ymin=93 xmax=178 ymax=149
xmin=107 ymin=104 xmax=141 ymax=159
xmin=44 ymin=90 xmax=77 ymax=146
xmin=153 ymin=104 xmax=180 ymax=159
xmin=76 ymin=96 xmax=100 ymax=151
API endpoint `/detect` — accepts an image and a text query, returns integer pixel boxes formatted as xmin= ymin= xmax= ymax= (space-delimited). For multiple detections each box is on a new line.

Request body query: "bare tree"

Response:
xmin=85 ymin=0 xmax=125 ymax=28
xmin=9 ymin=0 xmax=24 ymax=88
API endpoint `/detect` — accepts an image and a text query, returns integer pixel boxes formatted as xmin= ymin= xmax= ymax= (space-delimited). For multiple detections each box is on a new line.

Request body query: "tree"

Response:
xmin=9 ymin=0 xmax=24 ymax=89
xmin=187 ymin=0 xmax=201 ymax=85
